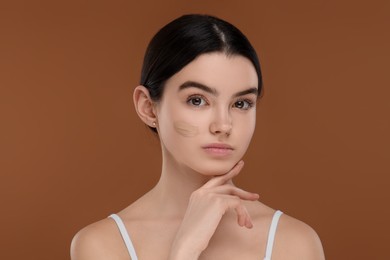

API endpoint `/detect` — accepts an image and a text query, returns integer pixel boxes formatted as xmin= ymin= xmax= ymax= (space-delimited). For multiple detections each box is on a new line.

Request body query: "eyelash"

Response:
xmin=234 ymin=99 xmax=254 ymax=110
xmin=186 ymin=94 xmax=208 ymax=107
xmin=186 ymin=94 xmax=254 ymax=110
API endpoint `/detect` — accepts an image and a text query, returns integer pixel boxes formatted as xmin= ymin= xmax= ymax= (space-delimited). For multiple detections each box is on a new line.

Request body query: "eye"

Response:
xmin=233 ymin=99 xmax=253 ymax=110
xmin=187 ymin=95 xmax=208 ymax=107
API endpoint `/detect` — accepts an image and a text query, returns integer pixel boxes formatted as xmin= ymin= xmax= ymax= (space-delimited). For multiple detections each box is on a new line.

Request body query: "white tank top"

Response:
xmin=108 ymin=210 xmax=283 ymax=260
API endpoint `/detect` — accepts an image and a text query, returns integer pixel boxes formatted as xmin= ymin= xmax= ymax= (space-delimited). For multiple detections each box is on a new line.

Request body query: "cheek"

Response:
xmin=158 ymin=104 xmax=204 ymax=141
xmin=236 ymin=113 xmax=256 ymax=142
xmin=174 ymin=121 xmax=199 ymax=137
xmin=248 ymin=114 xmax=256 ymax=135
xmin=168 ymin=107 xmax=208 ymax=138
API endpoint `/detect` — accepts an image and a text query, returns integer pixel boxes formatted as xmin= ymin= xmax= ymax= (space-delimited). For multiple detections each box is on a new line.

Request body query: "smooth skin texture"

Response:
xmin=71 ymin=53 xmax=325 ymax=260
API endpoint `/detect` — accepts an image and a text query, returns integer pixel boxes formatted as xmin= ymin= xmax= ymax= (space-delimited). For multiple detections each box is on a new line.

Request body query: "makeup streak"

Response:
xmin=174 ymin=121 xmax=199 ymax=137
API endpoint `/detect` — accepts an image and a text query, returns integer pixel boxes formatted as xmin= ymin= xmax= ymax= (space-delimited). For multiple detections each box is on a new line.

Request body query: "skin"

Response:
xmin=173 ymin=121 xmax=198 ymax=137
xmin=70 ymin=53 xmax=325 ymax=260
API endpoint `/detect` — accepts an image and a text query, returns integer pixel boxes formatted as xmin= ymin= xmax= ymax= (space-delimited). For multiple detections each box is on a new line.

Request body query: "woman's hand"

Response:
xmin=168 ymin=161 xmax=259 ymax=260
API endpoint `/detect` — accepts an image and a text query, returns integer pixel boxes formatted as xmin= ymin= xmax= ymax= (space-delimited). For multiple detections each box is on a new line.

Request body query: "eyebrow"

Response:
xmin=178 ymin=81 xmax=258 ymax=98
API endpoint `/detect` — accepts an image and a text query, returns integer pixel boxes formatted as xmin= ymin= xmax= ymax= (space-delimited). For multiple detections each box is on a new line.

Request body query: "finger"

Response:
xmin=230 ymin=197 xmax=254 ymax=229
xmin=243 ymin=206 xmax=253 ymax=229
xmin=234 ymin=202 xmax=253 ymax=229
xmin=246 ymin=216 xmax=253 ymax=229
xmin=218 ymin=195 xmax=252 ymax=228
xmin=211 ymin=185 xmax=259 ymax=201
xmin=235 ymin=204 xmax=247 ymax=227
xmin=203 ymin=161 xmax=244 ymax=189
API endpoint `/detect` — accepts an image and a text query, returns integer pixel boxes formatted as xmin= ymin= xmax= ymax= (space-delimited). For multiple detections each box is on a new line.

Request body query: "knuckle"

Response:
xmin=232 ymin=195 xmax=240 ymax=202
xmin=232 ymin=196 xmax=241 ymax=206
xmin=215 ymin=197 xmax=227 ymax=209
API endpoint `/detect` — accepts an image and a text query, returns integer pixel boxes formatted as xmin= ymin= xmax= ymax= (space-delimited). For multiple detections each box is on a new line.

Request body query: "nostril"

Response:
xmin=210 ymin=122 xmax=232 ymax=136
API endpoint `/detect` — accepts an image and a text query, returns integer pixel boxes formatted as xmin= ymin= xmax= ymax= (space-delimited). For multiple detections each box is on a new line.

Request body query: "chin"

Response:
xmin=193 ymin=159 xmax=238 ymax=176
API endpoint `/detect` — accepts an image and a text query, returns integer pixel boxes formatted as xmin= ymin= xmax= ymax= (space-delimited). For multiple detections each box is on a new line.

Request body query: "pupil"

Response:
xmin=193 ymin=98 xmax=201 ymax=105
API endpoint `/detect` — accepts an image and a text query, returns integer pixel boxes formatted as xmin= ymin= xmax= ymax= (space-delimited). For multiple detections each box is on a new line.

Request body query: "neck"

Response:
xmin=150 ymin=152 xmax=212 ymax=219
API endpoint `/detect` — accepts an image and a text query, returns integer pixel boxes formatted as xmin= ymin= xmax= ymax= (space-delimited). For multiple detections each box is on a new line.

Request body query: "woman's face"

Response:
xmin=155 ymin=52 xmax=258 ymax=176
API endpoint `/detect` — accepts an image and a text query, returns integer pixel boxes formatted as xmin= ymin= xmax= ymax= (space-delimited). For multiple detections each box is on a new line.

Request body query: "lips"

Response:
xmin=203 ymin=143 xmax=233 ymax=149
xmin=202 ymin=143 xmax=234 ymax=156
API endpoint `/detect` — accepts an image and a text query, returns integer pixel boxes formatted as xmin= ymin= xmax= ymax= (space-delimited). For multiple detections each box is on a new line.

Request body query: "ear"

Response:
xmin=133 ymin=85 xmax=158 ymax=128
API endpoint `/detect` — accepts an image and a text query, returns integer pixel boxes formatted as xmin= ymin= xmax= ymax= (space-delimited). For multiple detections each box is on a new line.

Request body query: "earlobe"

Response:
xmin=133 ymin=85 xmax=157 ymax=128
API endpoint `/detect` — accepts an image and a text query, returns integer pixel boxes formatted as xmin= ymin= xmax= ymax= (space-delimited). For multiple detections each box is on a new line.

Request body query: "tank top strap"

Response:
xmin=108 ymin=214 xmax=138 ymax=260
xmin=263 ymin=210 xmax=283 ymax=260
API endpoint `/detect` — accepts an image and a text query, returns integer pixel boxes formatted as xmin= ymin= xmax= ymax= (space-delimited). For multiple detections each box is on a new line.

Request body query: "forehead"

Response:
xmin=164 ymin=53 xmax=258 ymax=94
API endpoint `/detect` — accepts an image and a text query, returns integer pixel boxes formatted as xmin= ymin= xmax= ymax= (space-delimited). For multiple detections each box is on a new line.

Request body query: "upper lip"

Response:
xmin=202 ymin=143 xmax=234 ymax=149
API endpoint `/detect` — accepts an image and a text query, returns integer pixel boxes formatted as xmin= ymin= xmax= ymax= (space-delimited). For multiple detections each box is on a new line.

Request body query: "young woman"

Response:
xmin=71 ymin=14 xmax=325 ymax=260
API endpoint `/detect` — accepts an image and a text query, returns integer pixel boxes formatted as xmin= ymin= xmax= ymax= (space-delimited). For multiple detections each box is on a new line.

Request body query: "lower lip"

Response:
xmin=203 ymin=147 xmax=233 ymax=156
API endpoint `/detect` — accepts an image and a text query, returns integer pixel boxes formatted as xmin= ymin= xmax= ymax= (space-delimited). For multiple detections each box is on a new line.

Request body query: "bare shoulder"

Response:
xmin=70 ymin=217 xmax=126 ymax=260
xmin=274 ymin=212 xmax=326 ymax=260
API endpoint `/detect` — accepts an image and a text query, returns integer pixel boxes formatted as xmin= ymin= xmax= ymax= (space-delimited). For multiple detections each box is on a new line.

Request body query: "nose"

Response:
xmin=209 ymin=108 xmax=232 ymax=136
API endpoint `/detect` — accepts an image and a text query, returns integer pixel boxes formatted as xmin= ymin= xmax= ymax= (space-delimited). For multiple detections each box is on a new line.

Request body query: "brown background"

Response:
xmin=1 ymin=0 xmax=389 ymax=259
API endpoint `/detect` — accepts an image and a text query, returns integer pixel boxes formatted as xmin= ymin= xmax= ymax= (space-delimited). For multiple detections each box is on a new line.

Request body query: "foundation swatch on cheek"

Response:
xmin=174 ymin=121 xmax=199 ymax=137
